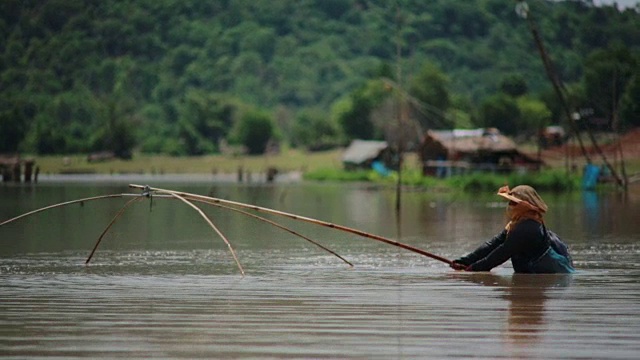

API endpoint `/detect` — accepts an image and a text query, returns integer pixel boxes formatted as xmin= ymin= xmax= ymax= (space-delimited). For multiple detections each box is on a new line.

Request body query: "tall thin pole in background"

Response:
xmin=611 ymin=71 xmax=629 ymax=190
xmin=394 ymin=1 xmax=403 ymax=217
xmin=515 ymin=1 xmax=624 ymax=188
xmin=515 ymin=1 xmax=590 ymax=165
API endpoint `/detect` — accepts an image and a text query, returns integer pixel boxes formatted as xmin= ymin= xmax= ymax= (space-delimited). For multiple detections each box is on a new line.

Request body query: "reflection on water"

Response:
xmin=454 ymin=273 xmax=572 ymax=350
xmin=504 ymin=275 xmax=572 ymax=347
xmin=1 ymin=182 xmax=640 ymax=359
xmin=583 ymin=190 xmax=601 ymax=238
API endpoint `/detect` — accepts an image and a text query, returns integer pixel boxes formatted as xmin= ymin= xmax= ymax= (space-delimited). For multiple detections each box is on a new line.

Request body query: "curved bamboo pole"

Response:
xmin=3 ymin=186 xmax=451 ymax=269
xmin=1 ymin=191 xmax=349 ymax=270
xmin=85 ymin=197 xmax=143 ymax=264
xmin=169 ymin=192 xmax=245 ymax=276
xmin=191 ymin=199 xmax=353 ymax=267
xmin=130 ymin=184 xmax=453 ymax=265
xmin=0 ymin=194 xmax=125 ymax=227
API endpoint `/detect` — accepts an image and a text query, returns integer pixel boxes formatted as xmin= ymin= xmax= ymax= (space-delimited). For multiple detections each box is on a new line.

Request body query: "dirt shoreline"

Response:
xmin=537 ymin=128 xmax=640 ymax=170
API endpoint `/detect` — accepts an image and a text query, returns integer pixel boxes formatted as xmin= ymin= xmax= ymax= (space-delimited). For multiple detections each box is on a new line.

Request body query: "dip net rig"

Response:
xmin=0 ymin=184 xmax=452 ymax=276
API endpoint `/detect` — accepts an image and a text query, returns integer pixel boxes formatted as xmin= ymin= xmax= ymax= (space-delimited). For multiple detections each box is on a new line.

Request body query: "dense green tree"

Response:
xmin=0 ymin=94 xmax=34 ymax=153
xmin=91 ymin=98 xmax=137 ymax=159
xmin=1 ymin=0 xmax=639 ymax=157
xmin=292 ymin=108 xmax=343 ymax=150
xmin=476 ymin=94 xmax=521 ymax=135
xmin=231 ymin=109 xmax=276 ymax=155
xmin=429 ymin=2 xmax=490 ymax=39
xmin=583 ymin=43 xmax=638 ymax=126
xmin=516 ymin=96 xmax=552 ymax=134
xmin=334 ymin=95 xmax=369 ymax=140
xmin=619 ymin=75 xmax=640 ymax=128
xmin=537 ymin=82 xmax=586 ymax=127
xmin=24 ymin=89 xmax=101 ymax=153
xmin=409 ymin=63 xmax=450 ymax=110
xmin=408 ymin=61 xmax=452 ymax=129
xmin=176 ymin=91 xmax=239 ymax=155
xmin=335 ymin=80 xmax=390 ymax=140
xmin=500 ymin=74 xmax=529 ymax=97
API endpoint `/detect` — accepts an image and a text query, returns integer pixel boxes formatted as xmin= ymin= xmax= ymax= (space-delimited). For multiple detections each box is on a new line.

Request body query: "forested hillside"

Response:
xmin=1 ymin=0 xmax=639 ymax=156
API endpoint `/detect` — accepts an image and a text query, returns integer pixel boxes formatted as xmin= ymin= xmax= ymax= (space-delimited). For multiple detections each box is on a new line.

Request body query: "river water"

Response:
xmin=1 ymin=178 xmax=639 ymax=359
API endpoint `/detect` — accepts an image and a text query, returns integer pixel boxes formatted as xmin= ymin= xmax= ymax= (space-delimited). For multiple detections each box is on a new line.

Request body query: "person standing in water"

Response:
xmin=451 ymin=185 xmax=575 ymax=273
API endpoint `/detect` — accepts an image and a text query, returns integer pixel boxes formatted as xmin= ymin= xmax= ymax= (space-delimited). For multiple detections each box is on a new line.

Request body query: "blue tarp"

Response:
xmin=582 ymin=164 xmax=600 ymax=190
xmin=371 ymin=161 xmax=391 ymax=176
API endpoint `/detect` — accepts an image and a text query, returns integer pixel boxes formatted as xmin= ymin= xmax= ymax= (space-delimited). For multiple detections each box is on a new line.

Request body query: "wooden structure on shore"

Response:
xmin=342 ymin=140 xmax=399 ymax=171
xmin=418 ymin=128 xmax=542 ymax=177
xmin=0 ymin=156 xmax=38 ymax=183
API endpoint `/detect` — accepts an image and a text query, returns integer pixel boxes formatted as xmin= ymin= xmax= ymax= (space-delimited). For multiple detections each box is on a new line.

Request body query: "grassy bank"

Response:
xmin=304 ymin=167 xmax=581 ymax=192
xmin=30 ymin=148 xmax=635 ymax=192
xmin=34 ymin=148 xmax=347 ymax=176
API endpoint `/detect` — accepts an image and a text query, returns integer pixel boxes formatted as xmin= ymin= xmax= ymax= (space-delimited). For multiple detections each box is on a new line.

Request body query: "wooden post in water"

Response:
xmin=0 ymin=157 xmax=37 ymax=184
xmin=12 ymin=162 xmax=20 ymax=183
xmin=24 ymin=161 xmax=33 ymax=183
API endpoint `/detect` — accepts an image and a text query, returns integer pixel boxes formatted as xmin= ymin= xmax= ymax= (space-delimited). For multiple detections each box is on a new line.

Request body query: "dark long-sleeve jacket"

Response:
xmin=455 ymin=219 xmax=550 ymax=273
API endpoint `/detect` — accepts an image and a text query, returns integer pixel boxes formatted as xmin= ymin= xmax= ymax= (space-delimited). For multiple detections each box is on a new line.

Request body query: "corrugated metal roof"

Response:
xmin=342 ymin=140 xmax=389 ymax=164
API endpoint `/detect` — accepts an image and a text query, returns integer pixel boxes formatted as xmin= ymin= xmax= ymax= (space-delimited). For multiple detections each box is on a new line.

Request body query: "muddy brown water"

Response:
xmin=1 ymin=179 xmax=639 ymax=359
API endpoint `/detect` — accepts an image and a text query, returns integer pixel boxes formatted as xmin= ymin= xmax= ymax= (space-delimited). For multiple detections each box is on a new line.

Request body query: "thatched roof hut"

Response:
xmin=418 ymin=128 xmax=541 ymax=176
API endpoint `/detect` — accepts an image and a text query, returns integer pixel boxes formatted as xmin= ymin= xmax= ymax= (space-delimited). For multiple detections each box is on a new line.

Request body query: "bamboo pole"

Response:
xmin=3 ymin=186 xmax=452 ymax=268
xmin=193 ymin=200 xmax=353 ymax=267
xmin=1 ymin=192 xmax=351 ymax=270
xmin=130 ymin=184 xmax=453 ymax=265
xmin=85 ymin=197 xmax=143 ymax=264
xmin=520 ymin=2 xmax=624 ymax=187
xmin=0 ymin=194 xmax=125 ymax=227
xmin=168 ymin=192 xmax=245 ymax=276
xmin=82 ymin=195 xmax=351 ymax=269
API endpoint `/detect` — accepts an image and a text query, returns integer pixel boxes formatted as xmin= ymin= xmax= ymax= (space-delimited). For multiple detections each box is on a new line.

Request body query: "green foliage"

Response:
xmin=619 ymin=75 xmax=640 ymax=128
xmin=1 ymin=0 xmax=639 ymax=156
xmin=231 ymin=109 xmax=276 ymax=155
xmin=176 ymin=91 xmax=239 ymax=155
xmin=304 ymin=167 xmax=578 ymax=192
xmin=335 ymin=80 xmax=390 ymax=140
xmin=25 ymin=89 xmax=99 ymax=153
xmin=516 ymin=96 xmax=552 ymax=132
xmin=410 ymin=62 xmax=451 ymax=111
xmin=90 ymin=97 xmax=138 ymax=159
xmin=500 ymin=74 xmax=529 ymax=97
xmin=476 ymin=94 xmax=551 ymax=136
xmin=476 ymin=94 xmax=521 ymax=135
xmin=408 ymin=61 xmax=453 ymax=129
xmin=292 ymin=108 xmax=343 ymax=150
xmin=303 ymin=168 xmax=376 ymax=182
xmin=0 ymin=93 xmax=34 ymax=153
xmin=583 ymin=42 xmax=639 ymax=125
xmin=395 ymin=169 xmax=442 ymax=188
xmin=446 ymin=170 xmax=579 ymax=192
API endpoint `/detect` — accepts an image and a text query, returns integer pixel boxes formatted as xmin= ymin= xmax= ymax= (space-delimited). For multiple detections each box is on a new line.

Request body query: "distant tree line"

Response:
xmin=0 ymin=0 xmax=639 ymax=156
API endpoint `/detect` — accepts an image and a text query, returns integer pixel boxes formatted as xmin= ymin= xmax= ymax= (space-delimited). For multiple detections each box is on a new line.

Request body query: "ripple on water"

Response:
xmin=2 ymin=247 xmax=640 ymax=359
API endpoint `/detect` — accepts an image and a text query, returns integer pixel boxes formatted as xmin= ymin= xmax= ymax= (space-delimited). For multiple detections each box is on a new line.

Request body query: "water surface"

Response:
xmin=1 ymin=181 xmax=639 ymax=359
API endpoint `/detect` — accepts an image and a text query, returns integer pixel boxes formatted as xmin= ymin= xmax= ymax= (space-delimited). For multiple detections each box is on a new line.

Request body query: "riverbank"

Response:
xmin=16 ymin=132 xmax=640 ymax=191
xmin=31 ymin=129 xmax=640 ymax=176
xmin=34 ymin=149 xmax=348 ymax=176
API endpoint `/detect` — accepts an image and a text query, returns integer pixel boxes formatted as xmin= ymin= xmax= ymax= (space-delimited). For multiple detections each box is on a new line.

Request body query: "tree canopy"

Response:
xmin=1 ymin=0 xmax=639 ymax=155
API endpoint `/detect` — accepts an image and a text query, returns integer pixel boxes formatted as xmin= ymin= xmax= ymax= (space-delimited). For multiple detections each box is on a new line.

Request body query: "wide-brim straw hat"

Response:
xmin=497 ymin=185 xmax=548 ymax=213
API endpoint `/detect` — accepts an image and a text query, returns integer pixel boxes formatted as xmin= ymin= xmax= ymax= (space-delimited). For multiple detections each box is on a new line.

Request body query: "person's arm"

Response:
xmin=454 ymin=230 xmax=507 ymax=266
xmin=467 ymin=222 xmax=535 ymax=271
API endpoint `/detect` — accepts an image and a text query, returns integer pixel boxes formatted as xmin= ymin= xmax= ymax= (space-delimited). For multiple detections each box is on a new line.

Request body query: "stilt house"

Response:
xmin=418 ymin=128 xmax=541 ymax=177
